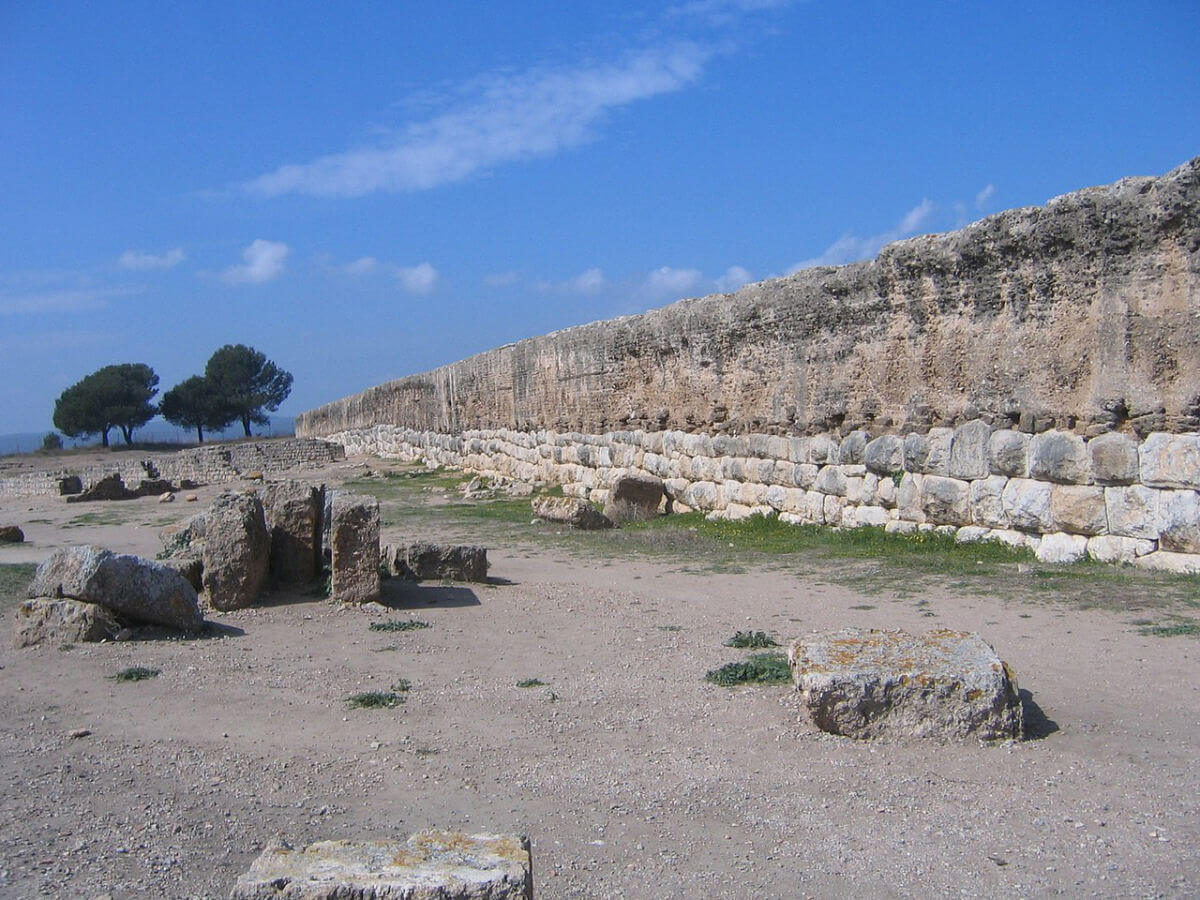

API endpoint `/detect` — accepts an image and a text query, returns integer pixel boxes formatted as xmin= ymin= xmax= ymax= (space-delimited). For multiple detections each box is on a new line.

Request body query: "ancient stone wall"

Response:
xmin=0 ymin=439 xmax=345 ymax=499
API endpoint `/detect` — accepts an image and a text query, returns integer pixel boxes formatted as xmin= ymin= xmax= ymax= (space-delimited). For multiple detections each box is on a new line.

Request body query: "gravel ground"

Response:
xmin=0 ymin=455 xmax=1198 ymax=898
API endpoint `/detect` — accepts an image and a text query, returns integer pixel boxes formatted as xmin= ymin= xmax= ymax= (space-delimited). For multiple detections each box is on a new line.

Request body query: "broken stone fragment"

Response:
xmin=202 ymin=492 xmax=270 ymax=611
xmin=0 ymin=524 xmax=23 ymax=543
xmin=602 ymin=473 xmax=664 ymax=524
xmin=388 ymin=541 xmax=488 ymax=583
xmin=530 ymin=496 xmax=613 ymax=530
xmin=263 ymin=480 xmax=325 ymax=586
xmin=229 ymin=831 xmax=533 ymax=900
xmin=330 ymin=493 xmax=380 ymax=604
xmin=788 ymin=628 xmax=1023 ymax=741
xmin=13 ymin=597 xmax=121 ymax=648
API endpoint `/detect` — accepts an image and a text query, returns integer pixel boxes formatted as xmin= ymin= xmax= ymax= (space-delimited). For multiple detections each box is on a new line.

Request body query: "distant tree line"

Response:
xmin=52 ymin=344 xmax=293 ymax=446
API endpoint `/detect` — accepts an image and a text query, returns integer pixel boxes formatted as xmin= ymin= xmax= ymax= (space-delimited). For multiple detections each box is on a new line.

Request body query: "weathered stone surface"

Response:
xmin=330 ymin=493 xmax=381 ymax=604
xmin=1049 ymin=485 xmax=1108 ymax=536
xmin=896 ymin=473 xmax=925 ymax=522
xmin=531 ymin=496 xmax=613 ymax=530
xmin=13 ymin=597 xmax=121 ymax=648
xmin=391 ymin=542 xmax=488 ymax=583
xmin=1134 ymin=550 xmax=1200 ymax=575
xmin=160 ymin=513 xmax=207 ymax=557
xmin=988 ymin=430 xmax=1029 ymax=478
xmin=1104 ymin=485 xmax=1161 ymax=540
xmin=0 ymin=524 xmax=23 ymax=543
xmin=58 ymin=475 xmax=83 ymax=495
xmin=229 ymin=832 xmax=533 ymax=900
xmin=203 ymin=492 xmax=271 ymax=611
xmin=788 ymin=629 xmax=1023 ymax=741
xmin=1139 ymin=433 xmax=1200 ymax=489
xmin=1029 ymin=431 xmax=1092 ymax=484
xmin=1157 ymin=489 xmax=1200 ymax=553
xmin=948 ymin=419 xmax=992 ymax=480
xmin=1086 ymin=535 xmax=1155 ymax=564
xmin=1036 ymin=532 xmax=1088 ymax=564
xmin=864 ymin=434 xmax=904 ymax=475
xmin=968 ymin=475 xmax=1009 ymax=529
xmin=27 ymin=545 xmax=202 ymax=631
xmin=264 ymin=480 xmax=325 ymax=585
xmin=903 ymin=429 xmax=952 ymax=476
xmin=161 ymin=556 xmax=204 ymax=592
xmin=920 ymin=476 xmax=970 ymax=526
xmin=814 ymin=466 xmax=847 ymax=497
xmin=838 ymin=430 xmax=869 ymax=465
xmin=1088 ymin=432 xmax=1139 ymax=485
xmin=1002 ymin=479 xmax=1053 ymax=533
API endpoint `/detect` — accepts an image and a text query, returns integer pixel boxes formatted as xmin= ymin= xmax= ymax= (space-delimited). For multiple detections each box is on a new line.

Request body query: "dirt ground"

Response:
xmin=0 ymin=451 xmax=1197 ymax=898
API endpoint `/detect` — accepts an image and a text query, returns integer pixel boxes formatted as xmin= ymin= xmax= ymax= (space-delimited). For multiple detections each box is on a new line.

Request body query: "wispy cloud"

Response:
xmin=714 ymin=265 xmax=753 ymax=292
xmin=396 ymin=262 xmax=439 ymax=294
xmin=788 ymin=199 xmax=935 ymax=272
xmin=537 ymin=267 xmax=609 ymax=295
xmin=0 ymin=287 xmax=127 ymax=316
xmin=640 ymin=266 xmax=705 ymax=301
xmin=975 ymin=183 xmax=996 ymax=210
xmin=669 ymin=0 xmax=797 ymax=25
xmin=342 ymin=256 xmax=379 ymax=276
xmin=119 ymin=247 xmax=186 ymax=270
xmin=221 ymin=239 xmax=290 ymax=284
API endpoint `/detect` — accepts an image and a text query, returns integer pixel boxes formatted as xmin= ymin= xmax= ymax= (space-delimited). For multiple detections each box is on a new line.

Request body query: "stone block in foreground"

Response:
xmin=229 ymin=831 xmax=533 ymax=900
xmin=13 ymin=597 xmax=121 ymax=647
xmin=531 ymin=496 xmax=612 ymax=530
xmin=331 ymin=493 xmax=380 ymax=604
xmin=389 ymin=541 xmax=488 ymax=583
xmin=788 ymin=628 xmax=1023 ymax=741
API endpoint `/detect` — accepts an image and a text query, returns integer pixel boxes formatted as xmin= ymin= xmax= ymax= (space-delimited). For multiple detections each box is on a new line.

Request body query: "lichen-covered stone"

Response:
xmin=264 ymin=480 xmax=325 ymax=586
xmin=1139 ymin=433 xmax=1200 ymax=489
xmin=988 ymin=430 xmax=1030 ymax=478
xmin=1049 ymin=485 xmax=1108 ymax=535
xmin=1088 ymin=432 xmax=1139 ymax=485
xmin=1104 ymin=485 xmax=1161 ymax=540
xmin=948 ymin=419 xmax=992 ymax=480
xmin=1002 ymin=478 xmax=1053 ymax=533
xmin=920 ymin=476 xmax=970 ymax=526
xmin=903 ymin=429 xmax=952 ymax=476
xmin=203 ymin=493 xmax=270 ymax=611
xmin=1157 ymin=489 xmax=1200 ymax=553
xmin=13 ymin=597 xmax=121 ymax=648
xmin=864 ymin=434 xmax=904 ymax=475
xmin=391 ymin=542 xmax=488 ymax=583
xmin=788 ymin=628 xmax=1023 ymax=741
xmin=1029 ymin=431 xmax=1092 ymax=484
xmin=969 ymin=475 xmax=1009 ymax=529
xmin=229 ymin=831 xmax=533 ymax=900
xmin=330 ymin=493 xmax=381 ymax=604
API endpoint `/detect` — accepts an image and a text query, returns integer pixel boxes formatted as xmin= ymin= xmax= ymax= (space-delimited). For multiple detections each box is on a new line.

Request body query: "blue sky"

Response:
xmin=1 ymin=0 xmax=1197 ymax=434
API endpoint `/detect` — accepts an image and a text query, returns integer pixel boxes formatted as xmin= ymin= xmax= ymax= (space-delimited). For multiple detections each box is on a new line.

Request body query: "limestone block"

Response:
xmin=988 ymin=529 xmax=1041 ymax=552
xmin=1049 ymin=485 xmax=1108 ymax=536
xmin=738 ymin=482 xmax=769 ymax=507
xmin=229 ymin=832 xmax=533 ymax=900
xmin=392 ymin=542 xmax=488 ymax=583
xmin=808 ymin=435 xmax=837 ymax=464
xmin=779 ymin=512 xmax=804 ymax=526
xmin=1134 ymin=551 xmax=1200 ymax=575
xmin=683 ymin=481 xmax=719 ymax=510
xmin=969 ymin=475 xmax=1009 ymax=529
xmin=769 ymin=460 xmax=794 ymax=486
xmin=782 ymin=488 xmax=806 ymax=513
xmin=530 ymin=497 xmax=612 ymax=530
xmin=921 ymin=476 xmax=970 ymax=526
xmin=720 ymin=480 xmax=741 ymax=507
xmin=603 ymin=473 xmax=665 ymax=524
xmin=804 ymin=491 xmax=826 ymax=524
xmin=263 ymin=480 xmax=324 ymax=586
xmin=1088 ymin=432 xmax=1139 ymax=486
xmin=814 ymin=466 xmax=847 ymax=496
xmin=845 ymin=477 xmax=864 ymax=504
xmin=13 ymin=597 xmax=121 ymax=648
xmin=202 ymin=493 xmax=271 ymax=611
xmin=897 ymin=473 xmax=925 ymax=522
xmin=765 ymin=435 xmax=791 ymax=460
xmin=1029 ymin=431 xmax=1092 ymax=484
xmin=861 ymin=472 xmax=879 ymax=505
xmin=841 ymin=506 xmax=860 ymax=528
xmin=904 ymin=428 xmax=952 ymax=476
xmin=864 ymin=434 xmax=904 ymax=476
xmin=948 ymin=419 xmax=992 ymax=480
xmin=711 ymin=435 xmax=747 ymax=458
xmin=954 ymin=525 xmax=991 ymax=544
xmin=823 ymin=494 xmax=844 ymax=526
xmin=1158 ymin=489 xmax=1200 ymax=553
xmin=330 ymin=493 xmax=381 ymax=604
xmin=885 ymin=520 xmax=918 ymax=535
xmin=989 ymin=430 xmax=1030 ymax=477
xmin=681 ymin=433 xmax=712 ymax=458
xmin=787 ymin=437 xmax=810 ymax=463
xmin=663 ymin=478 xmax=689 ymax=501
xmin=1139 ymin=433 xmax=1200 ymax=489
xmin=1104 ymin=485 xmax=1161 ymax=540
xmin=764 ymin=485 xmax=786 ymax=511
xmin=856 ymin=505 xmax=889 ymax=527
xmin=792 ymin=463 xmax=818 ymax=489
xmin=724 ymin=503 xmax=757 ymax=521
xmin=876 ymin=475 xmax=898 ymax=508
xmin=788 ymin=628 xmax=1022 ymax=741
xmin=1086 ymin=535 xmax=1155 ymax=564
xmin=841 ymin=464 xmax=867 ymax=478
xmin=1002 ymin=478 xmax=1053 ymax=533
xmin=838 ymin=430 xmax=870 ymax=465
xmin=1036 ymin=532 xmax=1088 ymax=564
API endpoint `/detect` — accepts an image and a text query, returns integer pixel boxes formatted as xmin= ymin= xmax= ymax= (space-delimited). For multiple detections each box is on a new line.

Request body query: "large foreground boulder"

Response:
xmin=387 ymin=541 xmax=488 ymax=583
xmin=0 ymin=524 xmax=24 ymax=543
xmin=26 ymin=545 xmax=202 ymax=631
xmin=229 ymin=832 xmax=533 ymax=900
xmin=264 ymin=480 xmax=325 ymax=586
xmin=330 ymin=493 xmax=380 ymax=604
xmin=788 ymin=628 xmax=1023 ymax=741
xmin=531 ymin=496 xmax=613 ymax=530
xmin=603 ymin=473 xmax=665 ymax=524
xmin=13 ymin=597 xmax=121 ymax=647
xmin=203 ymin=493 xmax=270 ymax=611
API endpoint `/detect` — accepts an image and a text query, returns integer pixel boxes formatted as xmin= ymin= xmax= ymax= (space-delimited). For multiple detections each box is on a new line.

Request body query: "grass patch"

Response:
xmin=705 ymin=652 xmax=791 ymax=687
xmin=1138 ymin=619 xmax=1199 ymax=638
xmin=391 ymin=678 xmax=412 ymax=692
xmin=516 ymin=678 xmax=546 ymax=688
xmin=368 ymin=619 xmax=430 ymax=633
xmin=111 ymin=666 xmax=160 ymax=682
xmin=346 ymin=691 xmax=403 ymax=709
xmin=64 ymin=509 xmax=132 ymax=528
xmin=0 ymin=563 xmax=37 ymax=613
xmin=724 ymin=630 xmax=778 ymax=648
xmin=657 ymin=624 xmax=683 ymax=632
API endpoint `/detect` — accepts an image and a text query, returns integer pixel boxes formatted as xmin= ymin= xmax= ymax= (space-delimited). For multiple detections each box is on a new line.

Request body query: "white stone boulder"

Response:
xmin=1104 ymin=485 xmax=1161 ymax=540
xmin=1139 ymin=433 xmax=1200 ymax=489
xmin=948 ymin=419 xmax=992 ymax=480
xmin=988 ymin=430 xmax=1030 ymax=477
xmin=1029 ymin=431 xmax=1092 ymax=484
xmin=1002 ymin=478 xmax=1053 ymax=533
xmin=1088 ymin=432 xmax=1139 ymax=485
xmin=1035 ymin=532 xmax=1088 ymax=564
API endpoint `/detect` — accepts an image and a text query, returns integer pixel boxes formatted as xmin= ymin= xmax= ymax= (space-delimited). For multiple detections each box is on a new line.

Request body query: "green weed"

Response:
xmin=705 ymin=652 xmax=791 ymax=687
xmin=724 ymin=630 xmax=778 ymax=649
xmin=111 ymin=666 xmax=160 ymax=682
xmin=369 ymin=619 xmax=430 ymax=633
xmin=346 ymin=691 xmax=403 ymax=709
xmin=516 ymin=678 xmax=546 ymax=688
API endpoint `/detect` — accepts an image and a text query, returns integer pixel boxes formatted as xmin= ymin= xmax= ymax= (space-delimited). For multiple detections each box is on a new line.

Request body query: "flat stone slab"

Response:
xmin=788 ymin=628 xmax=1023 ymax=741
xmin=531 ymin=497 xmax=612 ymax=530
xmin=388 ymin=541 xmax=488 ymax=583
xmin=229 ymin=831 xmax=532 ymax=899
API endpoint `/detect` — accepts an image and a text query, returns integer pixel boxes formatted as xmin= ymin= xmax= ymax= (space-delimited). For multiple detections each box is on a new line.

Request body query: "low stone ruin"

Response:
xmin=602 ymin=473 xmax=665 ymax=524
xmin=229 ymin=831 xmax=533 ymax=900
xmin=788 ymin=628 xmax=1024 ymax=742
xmin=330 ymin=492 xmax=380 ymax=604
xmin=15 ymin=545 xmax=203 ymax=647
xmin=0 ymin=524 xmax=23 ymax=543
xmin=64 ymin=472 xmax=190 ymax=503
xmin=264 ymin=480 xmax=325 ymax=586
xmin=384 ymin=541 xmax=489 ymax=583
xmin=531 ymin=496 xmax=613 ymax=530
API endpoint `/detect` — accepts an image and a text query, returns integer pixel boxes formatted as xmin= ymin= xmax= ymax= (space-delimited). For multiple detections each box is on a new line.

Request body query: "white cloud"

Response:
xmin=244 ymin=43 xmax=710 ymax=198
xmin=789 ymin=199 xmax=935 ymax=272
xmin=343 ymin=256 xmax=379 ymax=276
xmin=714 ymin=265 xmax=753 ymax=292
xmin=221 ymin=239 xmax=290 ymax=284
xmin=396 ymin=262 xmax=438 ymax=294
xmin=483 ymin=270 xmax=521 ymax=288
xmin=975 ymin=183 xmax=996 ymax=210
xmin=119 ymin=247 xmax=185 ymax=270
xmin=669 ymin=0 xmax=797 ymax=24
xmin=641 ymin=266 xmax=704 ymax=300
xmin=0 ymin=287 xmax=124 ymax=316
xmin=568 ymin=267 xmax=607 ymax=294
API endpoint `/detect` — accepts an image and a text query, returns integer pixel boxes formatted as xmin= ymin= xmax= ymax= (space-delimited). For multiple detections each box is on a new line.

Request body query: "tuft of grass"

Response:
xmin=705 ymin=652 xmax=791 ymax=687
xmin=1138 ymin=620 xmax=1199 ymax=638
xmin=724 ymin=630 xmax=778 ymax=649
xmin=369 ymin=619 xmax=430 ymax=633
xmin=346 ymin=691 xmax=404 ymax=709
xmin=516 ymin=678 xmax=546 ymax=688
xmin=111 ymin=666 xmax=160 ymax=682
xmin=657 ymin=624 xmax=683 ymax=632
xmin=391 ymin=678 xmax=412 ymax=692
xmin=0 ymin=563 xmax=38 ymax=614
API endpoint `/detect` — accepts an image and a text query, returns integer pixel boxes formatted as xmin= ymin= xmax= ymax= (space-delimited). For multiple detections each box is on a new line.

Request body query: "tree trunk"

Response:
xmin=196 ymin=425 xmax=204 ymax=443
xmin=101 ymin=428 xmax=110 ymax=448
xmin=120 ymin=425 xmax=134 ymax=445
xmin=242 ymin=416 xmax=252 ymax=437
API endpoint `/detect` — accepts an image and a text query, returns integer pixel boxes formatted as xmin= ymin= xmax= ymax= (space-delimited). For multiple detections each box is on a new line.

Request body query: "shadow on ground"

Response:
xmin=380 ymin=580 xmax=481 ymax=609
xmin=1021 ymin=689 xmax=1059 ymax=740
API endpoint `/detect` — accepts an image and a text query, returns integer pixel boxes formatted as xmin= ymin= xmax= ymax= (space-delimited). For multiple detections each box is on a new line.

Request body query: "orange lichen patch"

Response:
xmin=390 ymin=850 xmax=425 ymax=868
xmin=484 ymin=836 xmax=531 ymax=862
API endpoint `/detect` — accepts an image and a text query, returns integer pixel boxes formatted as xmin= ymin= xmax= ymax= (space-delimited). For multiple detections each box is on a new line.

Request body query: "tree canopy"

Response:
xmin=52 ymin=363 xmax=159 ymax=447
xmin=160 ymin=375 xmax=233 ymax=443
xmin=203 ymin=344 xmax=293 ymax=437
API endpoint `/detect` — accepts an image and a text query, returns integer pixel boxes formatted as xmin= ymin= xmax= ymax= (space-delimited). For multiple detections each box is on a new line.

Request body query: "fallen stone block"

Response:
xmin=264 ymin=480 xmax=325 ymax=586
xmin=531 ymin=496 xmax=613 ymax=530
xmin=58 ymin=475 xmax=83 ymax=495
xmin=390 ymin=541 xmax=488 ymax=583
xmin=1134 ymin=550 xmax=1200 ymax=575
xmin=0 ymin=524 xmax=24 ymax=543
xmin=203 ymin=492 xmax=270 ymax=611
xmin=229 ymin=831 xmax=533 ymax=900
xmin=788 ymin=628 xmax=1023 ymax=741
xmin=27 ymin=545 xmax=202 ymax=631
xmin=331 ymin=493 xmax=380 ymax=604
xmin=602 ymin=473 xmax=664 ymax=524
xmin=13 ymin=597 xmax=121 ymax=648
